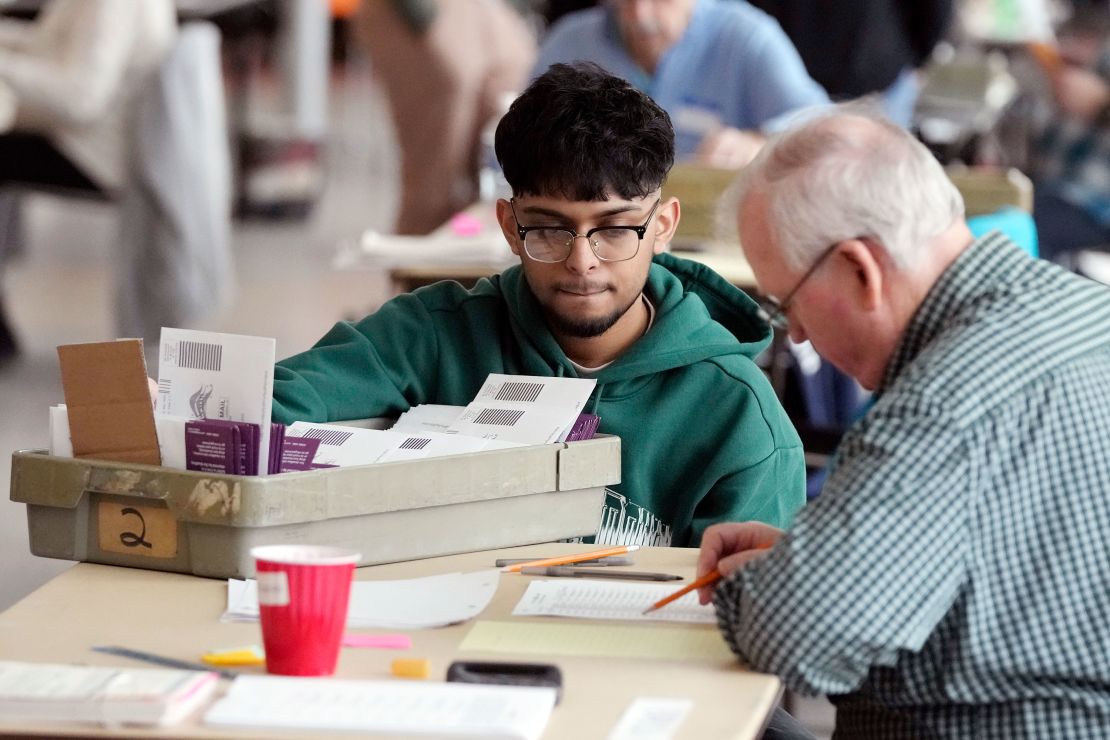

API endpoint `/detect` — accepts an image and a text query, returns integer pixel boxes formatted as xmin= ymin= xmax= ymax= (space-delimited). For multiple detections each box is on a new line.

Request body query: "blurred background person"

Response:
xmin=532 ymin=0 xmax=828 ymax=169
xmin=542 ymin=0 xmax=598 ymax=26
xmin=356 ymin=0 xmax=536 ymax=235
xmin=748 ymin=0 xmax=954 ymax=127
xmin=1029 ymin=6 xmax=1110 ymax=269
xmin=0 ymin=0 xmax=176 ymax=363
xmin=0 ymin=0 xmax=175 ymax=195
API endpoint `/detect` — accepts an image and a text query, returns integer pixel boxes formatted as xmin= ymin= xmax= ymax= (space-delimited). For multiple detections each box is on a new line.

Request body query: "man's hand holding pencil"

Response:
xmin=641 ymin=522 xmax=781 ymax=615
xmin=694 ymin=522 xmax=782 ymax=604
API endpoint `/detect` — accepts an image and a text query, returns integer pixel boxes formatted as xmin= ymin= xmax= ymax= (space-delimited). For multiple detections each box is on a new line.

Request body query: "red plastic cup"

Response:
xmin=250 ymin=545 xmax=361 ymax=676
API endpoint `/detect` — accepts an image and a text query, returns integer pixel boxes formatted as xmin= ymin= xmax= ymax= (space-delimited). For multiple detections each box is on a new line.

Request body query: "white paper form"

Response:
xmin=223 ymin=570 xmax=500 ymax=629
xmin=390 ymin=404 xmax=466 ymax=433
xmin=608 ymin=698 xmax=693 ymax=740
xmin=335 ymin=229 xmax=515 ymax=269
xmin=285 ymin=422 xmax=514 ymax=466
xmin=512 ymin=579 xmax=717 ymax=624
xmin=156 ymin=329 xmax=275 ymax=475
xmin=48 ymin=405 xmax=72 ymax=457
xmin=153 ymin=415 xmax=188 ymax=470
xmin=377 ymin=429 xmax=507 ymax=462
xmin=285 ymin=422 xmax=404 ymax=466
xmin=206 ymin=675 xmax=555 ymax=740
xmin=447 ymin=374 xmax=596 ymax=444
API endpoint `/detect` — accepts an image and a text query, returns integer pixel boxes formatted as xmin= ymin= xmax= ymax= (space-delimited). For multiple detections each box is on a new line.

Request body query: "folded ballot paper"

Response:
xmin=390 ymin=403 xmax=470 ymax=434
xmin=155 ymin=328 xmax=276 ymax=474
xmin=284 ymin=422 xmax=514 ymax=467
xmin=447 ymin=374 xmax=597 ymax=445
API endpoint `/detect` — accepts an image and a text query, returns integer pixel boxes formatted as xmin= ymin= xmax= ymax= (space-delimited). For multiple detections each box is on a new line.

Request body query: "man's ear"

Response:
xmin=495 ymin=198 xmax=523 ymax=257
xmin=652 ymin=197 xmax=681 ymax=254
xmin=837 ymin=238 xmax=884 ymax=311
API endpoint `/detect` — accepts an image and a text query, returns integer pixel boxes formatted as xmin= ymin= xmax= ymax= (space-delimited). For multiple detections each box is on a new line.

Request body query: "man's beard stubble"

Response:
xmin=542 ymin=289 xmax=643 ymax=339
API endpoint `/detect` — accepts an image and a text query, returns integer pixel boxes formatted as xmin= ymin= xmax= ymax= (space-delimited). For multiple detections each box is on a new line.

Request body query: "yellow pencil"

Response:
xmin=643 ymin=543 xmax=773 ymax=614
xmin=501 ymin=545 xmax=640 ymax=573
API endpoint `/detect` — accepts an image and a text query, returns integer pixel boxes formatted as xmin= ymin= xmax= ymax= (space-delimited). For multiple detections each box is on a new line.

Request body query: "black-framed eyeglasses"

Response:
xmin=756 ymin=241 xmax=841 ymax=331
xmin=509 ymin=198 xmax=661 ymax=263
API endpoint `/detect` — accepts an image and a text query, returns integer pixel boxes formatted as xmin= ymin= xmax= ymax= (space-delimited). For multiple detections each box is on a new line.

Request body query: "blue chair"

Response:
xmin=968 ymin=206 xmax=1039 ymax=257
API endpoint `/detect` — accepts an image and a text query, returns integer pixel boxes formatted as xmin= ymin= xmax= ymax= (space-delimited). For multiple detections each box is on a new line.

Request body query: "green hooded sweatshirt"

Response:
xmin=272 ymin=253 xmax=805 ymax=547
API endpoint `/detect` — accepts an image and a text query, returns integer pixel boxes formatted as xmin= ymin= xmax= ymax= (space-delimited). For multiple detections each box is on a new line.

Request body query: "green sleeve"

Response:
xmin=272 ymin=293 xmax=441 ymax=424
xmin=690 ymin=443 xmax=807 ymax=546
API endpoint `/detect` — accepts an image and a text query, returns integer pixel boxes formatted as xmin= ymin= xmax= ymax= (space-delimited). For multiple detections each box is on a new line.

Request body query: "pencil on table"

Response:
xmin=643 ymin=542 xmax=774 ymax=614
xmin=501 ymin=545 xmax=640 ymax=573
xmin=642 ymin=569 xmax=722 ymax=615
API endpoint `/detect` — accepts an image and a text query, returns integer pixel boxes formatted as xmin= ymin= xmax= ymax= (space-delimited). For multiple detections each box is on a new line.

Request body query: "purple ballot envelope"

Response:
xmin=185 ymin=420 xmax=239 ymax=474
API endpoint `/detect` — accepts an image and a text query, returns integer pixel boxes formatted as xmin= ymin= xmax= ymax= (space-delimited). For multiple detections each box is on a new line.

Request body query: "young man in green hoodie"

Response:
xmin=272 ymin=62 xmax=805 ymax=547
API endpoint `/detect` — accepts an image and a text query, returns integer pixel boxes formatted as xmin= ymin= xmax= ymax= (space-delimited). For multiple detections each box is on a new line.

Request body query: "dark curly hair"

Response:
xmin=495 ymin=62 xmax=675 ymax=201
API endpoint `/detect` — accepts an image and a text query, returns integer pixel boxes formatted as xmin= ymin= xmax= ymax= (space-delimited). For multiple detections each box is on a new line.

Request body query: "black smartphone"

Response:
xmin=446 ymin=661 xmax=563 ymax=704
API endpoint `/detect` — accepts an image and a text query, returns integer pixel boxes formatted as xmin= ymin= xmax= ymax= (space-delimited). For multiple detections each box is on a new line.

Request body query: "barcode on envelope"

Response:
xmin=473 ymin=408 xmax=525 ymax=426
xmin=495 ymin=381 xmax=543 ymax=403
xmin=301 ymin=428 xmax=354 ymax=446
xmin=399 ymin=437 xmax=431 ymax=450
xmin=158 ymin=379 xmax=172 ymax=394
xmin=177 ymin=340 xmax=223 ymax=371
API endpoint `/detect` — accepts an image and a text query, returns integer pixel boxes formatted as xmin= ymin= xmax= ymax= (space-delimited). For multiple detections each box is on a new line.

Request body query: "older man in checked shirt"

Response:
xmin=698 ymin=108 xmax=1110 ymax=739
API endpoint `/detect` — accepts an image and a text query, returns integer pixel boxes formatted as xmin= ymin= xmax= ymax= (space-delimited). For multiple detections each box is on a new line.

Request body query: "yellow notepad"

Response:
xmin=459 ymin=620 xmax=734 ymax=662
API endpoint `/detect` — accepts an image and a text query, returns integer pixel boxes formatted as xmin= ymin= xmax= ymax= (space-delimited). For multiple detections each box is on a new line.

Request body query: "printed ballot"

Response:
xmin=156 ymin=328 xmax=275 ymax=474
xmin=284 ymin=421 xmax=517 ymax=468
xmin=512 ymin=579 xmax=717 ymax=624
xmin=390 ymin=404 xmax=468 ymax=434
xmin=447 ymin=374 xmax=596 ymax=444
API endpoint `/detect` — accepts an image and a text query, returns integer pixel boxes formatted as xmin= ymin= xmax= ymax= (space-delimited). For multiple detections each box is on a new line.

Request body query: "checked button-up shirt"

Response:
xmin=715 ymin=231 xmax=1110 ymax=738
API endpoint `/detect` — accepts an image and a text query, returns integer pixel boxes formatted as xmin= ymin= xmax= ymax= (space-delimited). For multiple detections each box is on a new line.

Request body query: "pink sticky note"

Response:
xmin=342 ymin=633 xmax=413 ymax=650
xmin=449 ymin=212 xmax=484 ymax=237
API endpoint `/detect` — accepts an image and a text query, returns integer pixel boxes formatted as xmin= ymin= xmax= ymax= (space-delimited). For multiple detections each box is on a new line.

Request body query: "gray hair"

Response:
xmin=735 ymin=106 xmax=964 ymax=271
